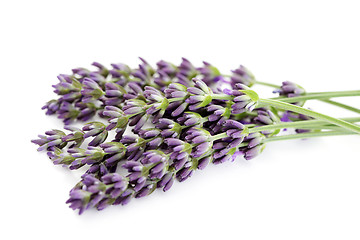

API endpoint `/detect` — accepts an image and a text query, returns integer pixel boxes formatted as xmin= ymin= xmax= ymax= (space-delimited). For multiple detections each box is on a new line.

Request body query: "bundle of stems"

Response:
xmin=32 ymin=58 xmax=360 ymax=214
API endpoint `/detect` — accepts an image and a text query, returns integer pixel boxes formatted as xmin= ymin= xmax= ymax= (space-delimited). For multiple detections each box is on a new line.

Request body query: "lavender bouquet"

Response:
xmin=32 ymin=58 xmax=360 ymax=214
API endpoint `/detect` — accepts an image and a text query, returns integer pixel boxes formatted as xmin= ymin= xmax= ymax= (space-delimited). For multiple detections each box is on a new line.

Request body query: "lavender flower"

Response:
xmin=74 ymin=102 xmax=98 ymax=122
xmin=177 ymin=57 xmax=198 ymax=79
xmin=100 ymin=142 xmax=127 ymax=166
xmin=42 ymin=99 xmax=62 ymax=115
xmin=57 ymin=102 xmax=80 ymax=124
xmin=97 ymin=173 xmax=129 ymax=210
xmin=185 ymin=128 xmax=213 ymax=158
xmin=52 ymin=74 xmax=82 ymax=95
xmin=47 ymin=147 xmax=78 ymax=167
xmin=66 ymin=173 xmax=128 ymax=214
xmin=104 ymin=82 xmax=126 ymax=106
xmin=31 ymin=130 xmax=67 ymax=151
xmin=61 ymin=126 xmax=85 ymax=148
xmin=211 ymin=120 xmax=248 ymax=164
xmin=119 ymin=135 xmax=156 ymax=161
xmin=276 ymin=81 xmax=305 ymax=98
xmin=240 ymin=132 xmax=266 ymax=160
xmin=123 ymin=82 xmax=144 ymax=100
xmin=227 ymin=84 xmax=259 ymax=114
xmin=132 ymin=58 xmax=155 ymax=85
xmin=253 ymin=109 xmax=280 ymax=136
xmin=197 ymin=61 xmax=224 ymax=84
xmin=144 ymin=86 xmax=169 ymax=123
xmin=186 ymin=78 xmax=213 ymax=111
xmin=141 ymin=150 xmax=169 ymax=179
xmin=123 ymin=99 xmax=148 ymax=132
xmin=157 ymin=60 xmax=178 ymax=77
xmin=103 ymin=106 xmax=128 ymax=140
xmin=230 ymin=65 xmax=256 ymax=87
xmin=177 ymin=112 xmax=206 ymax=127
xmin=122 ymin=152 xmax=166 ymax=193
xmin=82 ymin=122 xmax=108 ymax=146
xmin=109 ymin=63 xmax=131 ymax=86
xmin=72 ymin=62 xmax=109 ymax=80
xmin=164 ymin=138 xmax=192 ymax=170
xmin=35 ymin=58 xmax=355 ymax=215
xmin=196 ymin=155 xmax=213 ymax=170
xmin=157 ymin=171 xmax=176 ymax=192
xmin=156 ymin=118 xmax=182 ymax=138
xmin=164 ymin=83 xmax=189 ymax=117
xmin=66 ymin=174 xmax=106 ymax=214
xmin=207 ymin=105 xmax=231 ymax=123
xmin=138 ymin=128 xmax=163 ymax=149
xmin=176 ymin=164 xmax=194 ymax=182
xmin=68 ymin=146 xmax=105 ymax=166
xmin=81 ymin=78 xmax=105 ymax=103
xmin=153 ymin=70 xmax=172 ymax=89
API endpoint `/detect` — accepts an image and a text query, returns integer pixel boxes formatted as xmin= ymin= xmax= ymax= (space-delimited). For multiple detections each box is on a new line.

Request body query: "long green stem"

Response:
xmin=264 ymin=130 xmax=357 ymax=143
xmin=254 ymin=80 xmax=280 ymax=88
xmin=211 ymin=132 xmax=228 ymax=141
xmin=292 ymin=126 xmax=343 ymax=131
xmin=258 ymin=99 xmax=360 ymax=134
xmin=271 ymin=90 xmax=360 ymax=103
xmin=248 ymin=117 xmax=360 ymax=133
xmin=212 ymin=94 xmax=233 ymax=101
xmin=254 ymin=81 xmax=360 ymax=114
xmin=320 ymin=99 xmax=360 ymax=114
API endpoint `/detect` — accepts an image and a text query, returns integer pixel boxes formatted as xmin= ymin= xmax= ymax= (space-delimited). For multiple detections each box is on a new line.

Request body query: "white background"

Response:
xmin=1 ymin=0 xmax=360 ymax=239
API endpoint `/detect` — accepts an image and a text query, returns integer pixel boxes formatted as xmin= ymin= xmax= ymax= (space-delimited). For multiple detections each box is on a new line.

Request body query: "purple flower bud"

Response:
xmin=157 ymin=60 xmax=178 ymax=77
xmin=156 ymin=118 xmax=182 ymax=138
xmin=81 ymin=78 xmax=105 ymax=103
xmin=230 ymin=65 xmax=255 ymax=87
xmin=131 ymin=57 xmax=155 ymax=84
xmin=82 ymin=122 xmax=108 ymax=146
xmin=177 ymin=112 xmax=204 ymax=126
xmin=197 ymin=155 xmax=212 ymax=170
xmin=239 ymin=133 xmax=266 ymax=160
xmin=196 ymin=61 xmax=223 ymax=84
xmin=123 ymin=82 xmax=144 ymax=100
xmin=276 ymin=81 xmax=305 ymax=98
xmin=177 ymin=58 xmax=198 ymax=79
xmin=31 ymin=130 xmax=67 ymax=151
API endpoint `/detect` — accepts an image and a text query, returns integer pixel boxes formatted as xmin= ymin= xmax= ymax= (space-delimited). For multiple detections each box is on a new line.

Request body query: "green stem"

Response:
xmin=169 ymin=97 xmax=186 ymax=103
xmin=212 ymin=94 xmax=233 ymax=101
xmin=254 ymin=80 xmax=280 ymax=88
xmin=271 ymin=90 xmax=360 ymax=103
xmin=264 ymin=130 xmax=357 ymax=143
xmin=248 ymin=117 xmax=360 ymax=133
xmin=254 ymin=80 xmax=360 ymax=114
xmin=258 ymin=99 xmax=360 ymax=134
xmin=293 ymin=126 xmax=343 ymax=131
xmin=319 ymin=99 xmax=360 ymax=114
xmin=211 ymin=132 xmax=228 ymax=141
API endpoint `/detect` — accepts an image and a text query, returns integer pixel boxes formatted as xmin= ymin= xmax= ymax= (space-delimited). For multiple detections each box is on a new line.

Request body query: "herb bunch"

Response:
xmin=32 ymin=58 xmax=360 ymax=214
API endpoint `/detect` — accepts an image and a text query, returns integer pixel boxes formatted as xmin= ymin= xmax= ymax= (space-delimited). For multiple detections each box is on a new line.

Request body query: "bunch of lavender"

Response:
xmin=32 ymin=58 xmax=360 ymax=214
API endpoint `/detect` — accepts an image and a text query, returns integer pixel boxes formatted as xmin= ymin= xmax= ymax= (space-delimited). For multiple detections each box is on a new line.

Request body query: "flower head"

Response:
xmin=197 ymin=61 xmax=224 ymax=84
xmin=227 ymin=84 xmax=259 ymax=114
xmin=231 ymin=65 xmax=256 ymax=87
xmin=81 ymin=78 xmax=105 ymax=103
xmin=186 ymin=78 xmax=213 ymax=111
xmin=177 ymin=57 xmax=198 ymax=79
xmin=66 ymin=173 xmax=128 ymax=214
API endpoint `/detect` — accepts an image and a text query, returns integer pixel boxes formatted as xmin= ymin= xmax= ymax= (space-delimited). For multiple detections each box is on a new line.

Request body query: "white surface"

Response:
xmin=1 ymin=0 xmax=360 ymax=239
